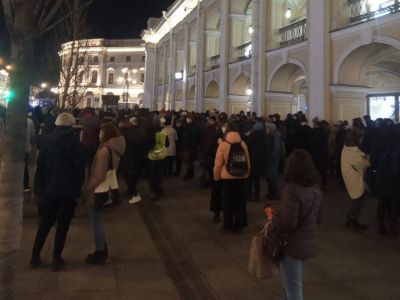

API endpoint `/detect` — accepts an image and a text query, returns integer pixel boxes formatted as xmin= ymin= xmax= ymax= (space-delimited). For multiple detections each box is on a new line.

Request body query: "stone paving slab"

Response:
xmin=2 ymin=168 xmax=400 ymax=300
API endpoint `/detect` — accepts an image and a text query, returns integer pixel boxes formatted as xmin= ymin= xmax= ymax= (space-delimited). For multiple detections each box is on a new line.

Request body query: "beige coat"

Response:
xmin=341 ymin=146 xmax=370 ymax=199
xmin=213 ymin=132 xmax=250 ymax=180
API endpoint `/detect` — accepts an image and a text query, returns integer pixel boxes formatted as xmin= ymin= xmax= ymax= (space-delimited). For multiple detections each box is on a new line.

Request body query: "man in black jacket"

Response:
xmin=31 ymin=113 xmax=86 ymax=271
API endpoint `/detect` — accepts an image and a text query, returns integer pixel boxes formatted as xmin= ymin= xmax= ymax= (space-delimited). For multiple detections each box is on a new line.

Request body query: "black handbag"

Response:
xmin=263 ymin=191 xmax=317 ymax=261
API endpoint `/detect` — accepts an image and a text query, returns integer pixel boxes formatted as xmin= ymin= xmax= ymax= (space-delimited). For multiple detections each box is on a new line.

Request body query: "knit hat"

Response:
xmin=55 ymin=113 xmax=75 ymax=127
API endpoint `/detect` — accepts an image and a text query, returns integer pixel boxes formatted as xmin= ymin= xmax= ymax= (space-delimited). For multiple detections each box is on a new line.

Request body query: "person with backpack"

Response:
xmin=214 ymin=123 xmax=250 ymax=233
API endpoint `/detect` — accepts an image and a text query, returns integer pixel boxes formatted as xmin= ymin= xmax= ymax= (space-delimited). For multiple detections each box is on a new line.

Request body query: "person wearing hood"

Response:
xmin=85 ymin=122 xmax=126 ymax=265
xmin=264 ymin=122 xmax=282 ymax=200
xmin=31 ymin=113 xmax=87 ymax=271
xmin=246 ymin=122 xmax=266 ymax=201
xmin=214 ymin=123 xmax=250 ymax=232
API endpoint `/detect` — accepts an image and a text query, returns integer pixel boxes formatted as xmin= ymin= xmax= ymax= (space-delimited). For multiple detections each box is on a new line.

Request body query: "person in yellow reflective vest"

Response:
xmin=147 ymin=126 xmax=168 ymax=200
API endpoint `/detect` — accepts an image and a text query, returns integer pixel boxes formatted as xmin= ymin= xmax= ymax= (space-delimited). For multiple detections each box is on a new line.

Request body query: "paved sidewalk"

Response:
xmin=1 ymin=173 xmax=400 ymax=300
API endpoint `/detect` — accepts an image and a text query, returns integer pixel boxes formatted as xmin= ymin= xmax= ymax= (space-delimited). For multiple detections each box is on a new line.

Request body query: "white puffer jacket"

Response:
xmin=341 ymin=146 xmax=370 ymax=199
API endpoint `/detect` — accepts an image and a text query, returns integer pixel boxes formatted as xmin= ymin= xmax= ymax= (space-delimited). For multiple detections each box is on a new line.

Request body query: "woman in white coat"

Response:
xmin=341 ymin=128 xmax=370 ymax=230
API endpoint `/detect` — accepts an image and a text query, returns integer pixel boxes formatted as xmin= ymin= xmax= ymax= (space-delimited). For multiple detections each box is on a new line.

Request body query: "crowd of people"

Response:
xmin=0 ymin=103 xmax=399 ymax=298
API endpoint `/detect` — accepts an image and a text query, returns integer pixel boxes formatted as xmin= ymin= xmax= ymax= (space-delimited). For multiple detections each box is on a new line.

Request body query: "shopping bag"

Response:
xmin=248 ymin=233 xmax=273 ymax=278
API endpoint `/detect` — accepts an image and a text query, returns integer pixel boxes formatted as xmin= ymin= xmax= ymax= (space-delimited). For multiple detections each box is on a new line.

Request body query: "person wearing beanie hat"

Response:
xmin=31 ymin=112 xmax=86 ymax=271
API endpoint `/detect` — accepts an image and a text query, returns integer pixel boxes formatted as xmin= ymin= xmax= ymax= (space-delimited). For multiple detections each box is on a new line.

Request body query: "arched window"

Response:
xmin=91 ymin=70 xmax=98 ymax=84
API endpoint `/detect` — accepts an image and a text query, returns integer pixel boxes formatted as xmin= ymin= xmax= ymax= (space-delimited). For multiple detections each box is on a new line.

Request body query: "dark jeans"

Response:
xmin=148 ymin=159 xmax=164 ymax=195
xmin=127 ymin=158 xmax=145 ymax=197
xmin=247 ymin=171 xmax=261 ymax=199
xmin=349 ymin=194 xmax=366 ymax=219
xmin=32 ymin=198 xmax=76 ymax=258
xmin=222 ymin=179 xmax=248 ymax=231
xmin=210 ymin=170 xmax=222 ymax=213
xmin=377 ymin=196 xmax=399 ymax=226
xmin=165 ymin=156 xmax=175 ymax=176
xmin=266 ymin=177 xmax=280 ymax=199
xmin=23 ymin=153 xmax=30 ymax=189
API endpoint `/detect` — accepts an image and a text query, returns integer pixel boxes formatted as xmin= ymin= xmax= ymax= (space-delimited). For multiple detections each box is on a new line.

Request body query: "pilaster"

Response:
xmin=307 ymin=0 xmax=330 ymax=120
xmin=195 ymin=7 xmax=205 ymax=112
xmin=143 ymin=43 xmax=157 ymax=110
xmin=219 ymin=0 xmax=229 ymax=113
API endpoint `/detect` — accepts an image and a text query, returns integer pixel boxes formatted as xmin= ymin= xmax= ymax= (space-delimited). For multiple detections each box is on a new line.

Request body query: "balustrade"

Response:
xmin=348 ymin=0 xmax=400 ymax=23
xmin=279 ymin=19 xmax=307 ymax=48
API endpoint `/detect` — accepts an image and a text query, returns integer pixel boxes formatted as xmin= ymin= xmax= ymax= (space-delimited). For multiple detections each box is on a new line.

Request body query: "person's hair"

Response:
xmin=55 ymin=113 xmax=75 ymax=127
xmin=100 ymin=122 xmax=120 ymax=143
xmin=284 ymin=149 xmax=319 ymax=187
xmin=344 ymin=128 xmax=364 ymax=147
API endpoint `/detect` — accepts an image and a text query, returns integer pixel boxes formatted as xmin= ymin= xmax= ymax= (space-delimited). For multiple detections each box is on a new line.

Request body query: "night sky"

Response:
xmin=0 ymin=0 xmax=174 ymax=83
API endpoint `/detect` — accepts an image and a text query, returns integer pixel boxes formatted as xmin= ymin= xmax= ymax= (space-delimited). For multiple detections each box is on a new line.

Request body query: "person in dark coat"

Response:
xmin=376 ymin=124 xmax=400 ymax=236
xmin=208 ymin=118 xmax=227 ymax=223
xmin=270 ymin=149 xmax=321 ymax=300
xmin=182 ymin=113 xmax=198 ymax=179
xmin=174 ymin=118 xmax=184 ymax=176
xmin=310 ymin=118 xmax=329 ymax=188
xmin=31 ymin=113 xmax=86 ymax=271
xmin=264 ymin=123 xmax=282 ymax=200
xmin=246 ymin=122 xmax=266 ymax=201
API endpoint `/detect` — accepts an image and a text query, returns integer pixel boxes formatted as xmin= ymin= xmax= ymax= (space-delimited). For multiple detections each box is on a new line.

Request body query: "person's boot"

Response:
xmin=213 ymin=212 xmax=221 ymax=223
xmin=30 ymin=255 xmax=41 ymax=269
xmin=52 ymin=256 xmax=65 ymax=272
xmin=378 ymin=224 xmax=388 ymax=235
xmin=104 ymin=243 xmax=108 ymax=259
xmin=85 ymin=251 xmax=106 ymax=265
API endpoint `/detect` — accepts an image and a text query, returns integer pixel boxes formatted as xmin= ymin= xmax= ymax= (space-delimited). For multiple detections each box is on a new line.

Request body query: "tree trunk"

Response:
xmin=0 ymin=38 xmax=33 ymax=299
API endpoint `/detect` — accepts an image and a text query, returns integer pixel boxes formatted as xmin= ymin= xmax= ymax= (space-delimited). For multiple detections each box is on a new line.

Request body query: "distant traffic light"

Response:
xmin=4 ymin=90 xmax=15 ymax=103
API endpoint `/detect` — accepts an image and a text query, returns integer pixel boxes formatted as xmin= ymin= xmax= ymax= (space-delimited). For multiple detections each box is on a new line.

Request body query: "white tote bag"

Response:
xmin=94 ymin=147 xmax=119 ymax=193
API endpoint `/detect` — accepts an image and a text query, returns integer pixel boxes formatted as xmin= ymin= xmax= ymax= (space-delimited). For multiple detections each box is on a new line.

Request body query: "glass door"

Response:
xmin=367 ymin=94 xmax=399 ymax=122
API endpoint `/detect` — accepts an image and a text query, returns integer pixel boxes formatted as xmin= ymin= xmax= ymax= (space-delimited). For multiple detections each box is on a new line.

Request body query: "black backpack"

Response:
xmin=225 ymin=140 xmax=249 ymax=177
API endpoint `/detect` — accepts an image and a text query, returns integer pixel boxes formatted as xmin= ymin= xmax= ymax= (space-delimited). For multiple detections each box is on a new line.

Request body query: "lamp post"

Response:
xmin=119 ymin=68 xmax=131 ymax=110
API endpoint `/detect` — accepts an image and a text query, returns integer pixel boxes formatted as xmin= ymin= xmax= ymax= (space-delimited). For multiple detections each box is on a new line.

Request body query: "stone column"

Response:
xmin=250 ymin=0 xmax=259 ymax=114
xmin=169 ymin=33 xmax=176 ymax=111
xmin=256 ymin=0 xmax=267 ymax=115
xmin=143 ymin=43 xmax=157 ymax=110
xmin=307 ymin=0 xmax=330 ymax=120
xmin=195 ymin=6 xmax=205 ymax=112
xmin=162 ymin=43 xmax=168 ymax=110
xmin=182 ymin=24 xmax=190 ymax=110
xmin=219 ymin=0 xmax=229 ymax=113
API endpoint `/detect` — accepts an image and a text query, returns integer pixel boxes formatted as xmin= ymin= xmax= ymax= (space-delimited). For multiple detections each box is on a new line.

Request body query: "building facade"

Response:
xmin=142 ymin=0 xmax=400 ymax=122
xmin=59 ymin=38 xmax=146 ymax=109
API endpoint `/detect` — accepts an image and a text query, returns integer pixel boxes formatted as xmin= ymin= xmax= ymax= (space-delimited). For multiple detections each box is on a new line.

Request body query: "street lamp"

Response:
xmin=41 ymin=82 xmax=48 ymax=89
xmin=119 ymin=69 xmax=130 ymax=109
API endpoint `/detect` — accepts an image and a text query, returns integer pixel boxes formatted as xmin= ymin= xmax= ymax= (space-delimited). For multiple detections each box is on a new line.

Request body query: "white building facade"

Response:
xmin=142 ymin=0 xmax=400 ymax=122
xmin=59 ymin=38 xmax=146 ymax=109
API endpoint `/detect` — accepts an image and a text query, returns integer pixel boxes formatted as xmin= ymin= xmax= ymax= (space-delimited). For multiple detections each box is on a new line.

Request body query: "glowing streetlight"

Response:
xmin=5 ymin=65 xmax=12 ymax=71
xmin=246 ymin=88 xmax=253 ymax=96
xmin=122 ymin=68 xmax=129 ymax=74
xmin=132 ymin=69 xmax=138 ymax=74
xmin=248 ymin=26 xmax=254 ymax=34
xmin=41 ymin=82 xmax=48 ymax=89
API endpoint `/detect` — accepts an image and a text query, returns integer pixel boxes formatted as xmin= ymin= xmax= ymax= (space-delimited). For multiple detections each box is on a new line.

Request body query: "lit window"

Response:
xmin=108 ymin=73 xmax=114 ymax=84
